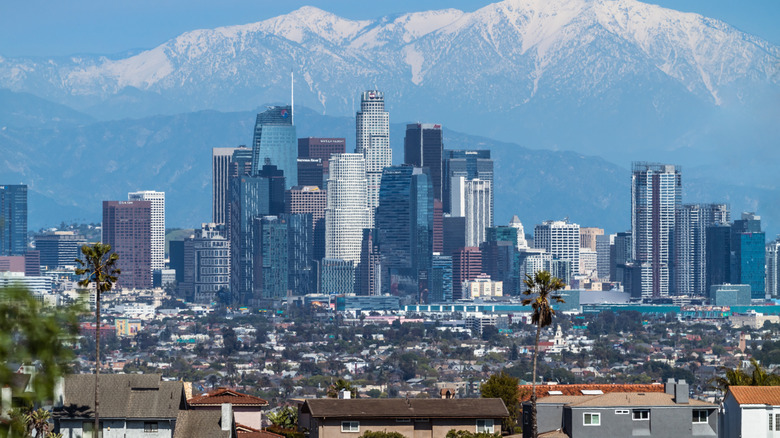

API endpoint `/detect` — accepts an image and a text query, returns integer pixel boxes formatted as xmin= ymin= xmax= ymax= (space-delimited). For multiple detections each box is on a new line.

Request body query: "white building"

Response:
xmin=722 ymin=386 xmax=780 ymax=438
xmin=355 ymin=90 xmax=391 ymax=226
xmin=767 ymin=237 xmax=780 ymax=299
xmin=128 ymin=190 xmax=165 ymax=272
xmin=534 ymin=219 xmax=581 ymax=276
xmin=0 ymin=271 xmax=52 ymax=295
xmin=579 ymin=248 xmax=598 ymax=278
xmin=451 ymin=177 xmax=492 ymax=247
xmin=464 ymin=274 xmax=503 ymax=299
xmin=325 ymin=153 xmax=370 ymax=264
xmin=509 ymin=215 xmax=529 ymax=250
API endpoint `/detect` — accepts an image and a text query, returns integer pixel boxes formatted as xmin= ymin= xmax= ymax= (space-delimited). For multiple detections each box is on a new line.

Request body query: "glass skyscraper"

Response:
xmin=404 ymin=123 xmax=443 ymax=201
xmin=0 ymin=184 xmax=27 ymax=256
xmin=252 ymin=105 xmax=297 ymax=188
xmin=442 ymin=150 xmax=493 ymax=214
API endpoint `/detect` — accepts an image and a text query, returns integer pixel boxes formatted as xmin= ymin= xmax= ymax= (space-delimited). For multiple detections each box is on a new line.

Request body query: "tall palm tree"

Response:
xmin=522 ymin=270 xmax=565 ymax=438
xmin=75 ymin=243 xmax=120 ymax=438
xmin=712 ymin=358 xmax=780 ymax=391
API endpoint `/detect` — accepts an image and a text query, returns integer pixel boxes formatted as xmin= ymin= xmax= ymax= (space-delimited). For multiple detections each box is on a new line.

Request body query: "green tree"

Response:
xmin=445 ymin=430 xmax=500 ymax=438
xmin=360 ymin=432 xmax=405 ymax=438
xmin=480 ymin=371 xmax=520 ymax=432
xmin=0 ymin=286 xmax=81 ymax=437
xmin=75 ymin=243 xmax=120 ymax=437
xmin=712 ymin=358 xmax=780 ymax=391
xmin=267 ymin=405 xmax=299 ymax=429
xmin=522 ymin=270 xmax=565 ymax=438
xmin=327 ymin=378 xmax=358 ymax=398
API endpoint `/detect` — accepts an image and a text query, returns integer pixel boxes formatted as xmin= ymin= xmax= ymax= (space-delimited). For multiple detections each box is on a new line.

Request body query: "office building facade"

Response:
xmin=0 ymin=184 xmax=27 ymax=256
xmin=181 ymin=223 xmax=230 ymax=303
xmin=34 ymin=231 xmax=86 ymax=269
xmin=128 ymin=191 xmax=165 ymax=273
xmin=534 ymin=219 xmax=581 ymax=277
xmin=355 ymin=90 xmax=391 ymax=225
xmin=452 ymin=247 xmax=482 ymax=300
xmin=442 ymin=150 xmax=493 ymax=214
xmin=766 ymin=237 xmax=780 ymax=299
xmin=298 ymin=137 xmax=345 ymax=183
xmin=286 ymin=185 xmax=327 ymax=261
xmin=212 ymin=146 xmax=248 ymax=225
xmin=450 ymin=176 xmax=492 ymax=247
xmin=252 ymin=106 xmax=297 ymax=188
xmin=674 ymin=203 xmax=730 ymax=296
xmin=325 ymin=153 xmax=370 ymax=264
xmin=404 ymin=123 xmax=443 ymax=201
xmin=102 ymin=200 xmax=152 ymax=290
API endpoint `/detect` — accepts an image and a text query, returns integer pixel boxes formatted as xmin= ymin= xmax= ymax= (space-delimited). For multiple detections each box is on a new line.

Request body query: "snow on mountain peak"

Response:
xmin=258 ymin=5 xmax=371 ymax=44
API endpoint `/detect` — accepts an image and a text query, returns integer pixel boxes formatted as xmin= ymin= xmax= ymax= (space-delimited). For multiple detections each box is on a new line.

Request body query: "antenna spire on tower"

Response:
xmin=291 ymin=69 xmax=294 ymax=125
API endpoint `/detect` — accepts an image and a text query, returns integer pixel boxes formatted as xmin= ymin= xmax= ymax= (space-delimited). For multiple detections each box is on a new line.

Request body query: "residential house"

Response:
xmin=188 ymin=388 xmax=268 ymax=430
xmin=299 ymin=398 xmax=508 ymax=438
xmin=522 ymin=379 xmax=718 ymax=438
xmin=721 ymin=386 xmax=780 ymax=438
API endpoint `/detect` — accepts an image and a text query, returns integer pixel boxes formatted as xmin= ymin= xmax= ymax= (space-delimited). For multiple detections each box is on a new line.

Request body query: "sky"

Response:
xmin=1 ymin=0 xmax=778 ymax=57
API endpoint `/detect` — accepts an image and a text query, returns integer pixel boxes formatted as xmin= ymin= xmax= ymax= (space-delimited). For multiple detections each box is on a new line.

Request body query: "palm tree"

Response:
xmin=327 ymin=378 xmax=357 ymax=398
xmin=24 ymin=408 xmax=52 ymax=437
xmin=522 ymin=270 xmax=565 ymax=438
xmin=75 ymin=243 xmax=120 ymax=438
xmin=712 ymin=358 xmax=780 ymax=391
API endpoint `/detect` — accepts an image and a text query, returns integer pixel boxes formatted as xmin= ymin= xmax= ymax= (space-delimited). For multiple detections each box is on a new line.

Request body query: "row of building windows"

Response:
xmin=583 ymin=409 xmax=709 ymax=426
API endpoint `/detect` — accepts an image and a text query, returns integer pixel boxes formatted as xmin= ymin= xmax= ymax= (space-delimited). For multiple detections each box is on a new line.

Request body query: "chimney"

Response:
xmin=221 ymin=403 xmax=233 ymax=432
xmin=183 ymin=382 xmax=193 ymax=401
xmin=54 ymin=376 xmax=65 ymax=408
xmin=664 ymin=378 xmax=675 ymax=395
xmin=338 ymin=389 xmax=351 ymax=399
xmin=1 ymin=387 xmax=11 ymax=418
xmin=675 ymin=380 xmax=689 ymax=404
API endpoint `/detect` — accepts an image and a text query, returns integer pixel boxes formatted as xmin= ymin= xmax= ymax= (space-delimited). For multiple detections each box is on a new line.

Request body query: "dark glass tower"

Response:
xmin=252 ymin=106 xmax=297 ymax=188
xmin=731 ymin=213 xmax=765 ymax=299
xmin=0 ymin=184 xmax=27 ymax=256
xmin=404 ymin=123 xmax=443 ymax=201
xmin=442 ymin=150 xmax=493 ymax=214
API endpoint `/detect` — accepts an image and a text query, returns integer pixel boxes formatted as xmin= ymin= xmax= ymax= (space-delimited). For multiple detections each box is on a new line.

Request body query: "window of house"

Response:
xmin=476 ymin=419 xmax=494 ymax=433
xmin=770 ymin=413 xmax=773 ymax=431
xmin=776 ymin=413 xmax=780 ymax=431
xmin=144 ymin=422 xmax=159 ymax=433
xmin=615 ymin=410 xmax=629 ymax=415
xmin=583 ymin=413 xmax=600 ymax=426
xmin=692 ymin=410 xmax=708 ymax=423
xmin=396 ymin=419 xmax=411 ymax=423
xmin=341 ymin=421 xmax=360 ymax=433
xmin=633 ymin=410 xmax=650 ymax=421
xmin=82 ymin=422 xmax=103 ymax=438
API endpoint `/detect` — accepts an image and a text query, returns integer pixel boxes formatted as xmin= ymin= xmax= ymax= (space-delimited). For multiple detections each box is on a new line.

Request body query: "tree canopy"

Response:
xmin=480 ymin=371 xmax=520 ymax=431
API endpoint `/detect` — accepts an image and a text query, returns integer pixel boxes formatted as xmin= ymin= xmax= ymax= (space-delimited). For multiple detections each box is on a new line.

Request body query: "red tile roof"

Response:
xmin=518 ymin=383 xmax=665 ymax=402
xmin=188 ymin=388 xmax=269 ymax=406
xmin=728 ymin=386 xmax=780 ymax=406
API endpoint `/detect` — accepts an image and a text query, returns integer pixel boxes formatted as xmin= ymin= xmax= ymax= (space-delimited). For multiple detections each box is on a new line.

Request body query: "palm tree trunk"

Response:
xmin=531 ymin=320 xmax=542 ymax=438
xmin=94 ymin=288 xmax=100 ymax=438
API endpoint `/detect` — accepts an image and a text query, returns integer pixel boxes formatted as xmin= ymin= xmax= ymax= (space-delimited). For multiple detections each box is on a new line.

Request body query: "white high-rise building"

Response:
xmin=325 ymin=154 xmax=370 ymax=264
xmin=450 ymin=177 xmax=492 ymax=247
xmin=509 ymin=215 xmax=529 ymax=250
xmin=212 ymin=147 xmax=239 ymax=225
xmin=355 ymin=90 xmax=391 ymax=225
xmin=767 ymin=238 xmax=780 ymax=299
xmin=534 ymin=219 xmax=581 ymax=277
xmin=128 ymin=190 xmax=165 ymax=272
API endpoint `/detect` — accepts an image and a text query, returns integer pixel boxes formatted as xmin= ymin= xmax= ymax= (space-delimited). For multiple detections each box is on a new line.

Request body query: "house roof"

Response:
xmin=518 ymin=384 xmax=665 ymax=402
xmin=727 ymin=386 xmax=780 ymax=406
xmin=174 ymin=409 xmax=231 ymax=438
xmin=56 ymin=374 xmax=184 ymax=420
xmin=189 ymin=388 xmax=269 ymax=407
xmin=301 ymin=398 xmax=509 ymax=419
xmin=535 ymin=395 xmax=599 ymax=405
xmin=567 ymin=392 xmax=715 ymax=408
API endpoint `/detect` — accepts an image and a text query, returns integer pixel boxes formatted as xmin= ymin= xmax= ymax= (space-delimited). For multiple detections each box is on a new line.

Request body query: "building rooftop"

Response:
xmin=727 ymin=386 xmax=780 ymax=405
xmin=568 ymin=392 xmax=715 ymax=408
xmin=301 ymin=398 xmax=508 ymax=419
xmin=188 ymin=388 xmax=269 ymax=407
xmin=518 ymin=383 xmax=665 ymax=402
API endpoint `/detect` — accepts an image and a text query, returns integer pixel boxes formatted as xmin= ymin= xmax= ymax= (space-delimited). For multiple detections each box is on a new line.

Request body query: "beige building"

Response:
xmin=464 ymin=273 xmax=503 ymax=299
xmin=300 ymin=398 xmax=508 ymax=438
xmin=579 ymin=227 xmax=604 ymax=251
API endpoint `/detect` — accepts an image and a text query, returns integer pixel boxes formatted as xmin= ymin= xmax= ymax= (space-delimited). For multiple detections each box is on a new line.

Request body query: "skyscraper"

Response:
xmin=35 ymin=231 xmax=86 ymax=269
xmin=298 ymin=137 xmax=346 ymax=184
xmin=325 ymin=153 xmax=370 ymax=264
xmin=181 ymin=223 xmax=230 ymax=303
xmin=252 ymin=106 xmax=297 ymax=188
xmin=376 ymin=166 xmax=434 ymax=298
xmin=212 ymin=146 xmax=248 ymax=225
xmin=229 ymin=174 xmax=271 ymax=304
xmin=442 ymin=150 xmax=493 ymax=214
xmin=534 ymin=219 xmax=581 ymax=277
xmin=0 ymin=184 xmax=27 ymax=256
xmin=674 ymin=203 xmax=730 ymax=296
xmin=509 ymin=215 xmax=529 ymax=250
xmin=450 ymin=176 xmax=492 ymax=247
xmin=631 ymin=162 xmax=681 ymax=299
xmin=355 ymin=90 xmax=391 ymax=225
xmin=705 ymin=224 xmax=731 ymax=294
xmin=452 ymin=247 xmax=482 ymax=300
xmin=579 ymin=227 xmax=604 ymax=251
xmin=102 ymin=200 xmax=152 ymax=290
xmin=286 ymin=186 xmax=327 ymax=261
xmin=430 ymin=254 xmax=453 ymax=303
xmin=404 ymin=123 xmax=443 ymax=201
xmin=128 ymin=190 xmax=165 ymax=273
xmin=357 ymin=228 xmax=381 ymax=296
xmin=731 ymin=212 xmax=765 ymax=299
xmin=766 ymin=237 xmax=780 ymax=299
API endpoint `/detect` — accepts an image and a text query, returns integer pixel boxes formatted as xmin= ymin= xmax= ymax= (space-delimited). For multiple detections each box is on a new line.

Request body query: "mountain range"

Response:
xmin=0 ymin=0 xmax=778 ymax=233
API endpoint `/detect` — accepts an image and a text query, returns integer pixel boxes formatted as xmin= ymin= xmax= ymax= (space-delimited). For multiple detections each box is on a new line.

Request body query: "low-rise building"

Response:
xmin=721 ymin=386 xmax=780 ymax=438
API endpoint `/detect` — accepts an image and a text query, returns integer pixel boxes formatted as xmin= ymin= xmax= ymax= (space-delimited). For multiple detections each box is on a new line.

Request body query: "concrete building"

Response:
xmin=298 ymin=137 xmax=346 ymax=185
xmin=320 ymin=258 xmax=356 ymax=295
xmin=509 ymin=215 xmax=529 ymax=250
xmin=767 ymin=237 xmax=780 ymax=299
xmin=710 ymin=284 xmax=751 ymax=306
xmin=355 ymin=90 xmax=391 ymax=225
xmin=675 ymin=203 xmax=730 ymax=296
xmin=579 ymin=227 xmax=604 ymax=251
xmin=325 ymin=153 xmax=370 ymax=264
xmin=631 ymin=162 xmax=681 ymax=299
xmin=286 ymin=185 xmax=327 ymax=261
xmin=722 ymin=386 xmax=780 ymax=438
xmin=212 ymin=146 xmax=248 ymax=225
xmin=0 ymin=184 xmax=27 ymax=256
xmin=357 ymin=228 xmax=381 ymax=296
xmin=252 ymin=105 xmax=297 ymax=188
xmin=103 ymin=200 xmax=152 ymax=290
xmin=451 ymin=176 xmax=492 ymax=247
xmin=464 ymin=273 xmax=503 ymax=299
xmin=442 ymin=150 xmax=493 ymax=215
xmin=181 ymin=223 xmax=230 ymax=303
xmin=534 ymin=219 xmax=581 ymax=277
xmin=452 ymin=247 xmax=482 ymax=300
xmin=34 ymin=231 xmax=86 ymax=269
xmin=128 ymin=191 xmax=165 ymax=273
xmin=595 ymin=234 xmax=613 ymax=281
xmin=404 ymin=123 xmax=443 ymax=201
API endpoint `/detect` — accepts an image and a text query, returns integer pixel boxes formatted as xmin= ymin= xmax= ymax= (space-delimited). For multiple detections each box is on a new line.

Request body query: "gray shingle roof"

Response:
xmin=174 ymin=410 xmax=231 ymax=438
xmin=301 ymin=398 xmax=509 ymax=419
xmin=56 ymin=374 xmax=184 ymax=420
xmin=568 ymin=392 xmax=715 ymax=408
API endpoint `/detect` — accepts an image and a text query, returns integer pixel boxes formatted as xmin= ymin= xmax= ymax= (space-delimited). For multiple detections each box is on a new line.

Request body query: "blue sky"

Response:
xmin=1 ymin=0 xmax=778 ymax=57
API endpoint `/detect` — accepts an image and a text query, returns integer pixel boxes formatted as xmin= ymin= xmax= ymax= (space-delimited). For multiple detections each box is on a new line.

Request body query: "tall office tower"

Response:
xmin=705 ymin=224 xmax=731 ymax=293
xmin=534 ymin=219 xmax=581 ymax=277
xmin=256 ymin=215 xmax=314 ymax=299
xmin=128 ymin=191 xmax=165 ymax=272
xmin=404 ymin=123 xmax=443 ymax=201
xmin=731 ymin=212 xmax=765 ymax=299
xmin=452 ymin=247 xmax=482 ymax=300
xmin=357 ymin=228 xmax=381 ymax=296
xmin=284 ymin=214 xmax=315 ymax=296
xmin=611 ymin=231 xmax=632 ymax=282
xmin=181 ymin=223 xmax=230 ymax=303
xmin=169 ymin=240 xmax=185 ymax=286
xmin=579 ymin=227 xmax=604 ymax=251
xmin=579 ymin=248 xmax=597 ymax=278
xmin=325 ymin=153 xmax=370 ymax=264
xmin=376 ymin=166 xmax=434 ymax=297
xmin=23 ymin=250 xmax=40 ymax=277
xmin=320 ymin=258 xmax=356 ymax=295
xmin=285 ymin=186 xmax=327 ymax=261
xmin=229 ymin=174 xmax=271 ymax=305
xmin=766 ymin=237 xmax=780 ymax=299
xmin=433 ymin=199 xmax=443 ymax=254
xmin=102 ymin=200 xmax=152 ymax=290
xmin=430 ymin=254 xmax=453 ymax=303
xmin=0 ymin=184 xmax=27 ymax=256
xmin=451 ymin=176 xmax=492 ymax=247
xmin=442 ymin=150 xmax=493 ymax=214
xmin=355 ymin=90 xmax=391 ymax=224
xmin=442 ymin=215 xmax=466 ymax=257
xmin=297 ymin=158 xmax=324 ymax=187
xmin=480 ymin=239 xmax=519 ymax=296
xmin=595 ymin=234 xmax=614 ymax=281
xmin=35 ymin=231 xmax=86 ymax=269
xmin=674 ymin=203 xmax=730 ymax=296
xmin=298 ymin=137 xmax=346 ymax=183
xmin=252 ymin=105 xmax=297 ymax=188
xmin=509 ymin=215 xmax=529 ymax=250
xmin=257 ymin=164 xmax=286 ymax=215
xmin=486 ymin=226 xmax=519 ymax=244
xmin=631 ymin=162 xmax=681 ymax=299
xmin=212 ymin=146 xmax=248 ymax=225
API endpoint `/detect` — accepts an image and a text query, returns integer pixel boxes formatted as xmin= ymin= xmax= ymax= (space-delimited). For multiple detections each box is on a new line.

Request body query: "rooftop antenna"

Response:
xmin=290 ymin=69 xmax=294 ymax=125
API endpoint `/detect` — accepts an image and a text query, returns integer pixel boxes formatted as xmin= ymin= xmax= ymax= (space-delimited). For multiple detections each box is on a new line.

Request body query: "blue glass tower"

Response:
xmin=731 ymin=213 xmax=765 ymax=299
xmin=0 ymin=184 xmax=27 ymax=256
xmin=252 ymin=106 xmax=297 ymax=188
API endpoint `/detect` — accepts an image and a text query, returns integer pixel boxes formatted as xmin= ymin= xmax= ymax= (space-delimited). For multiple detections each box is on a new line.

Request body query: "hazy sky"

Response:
xmin=1 ymin=0 xmax=778 ymax=57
